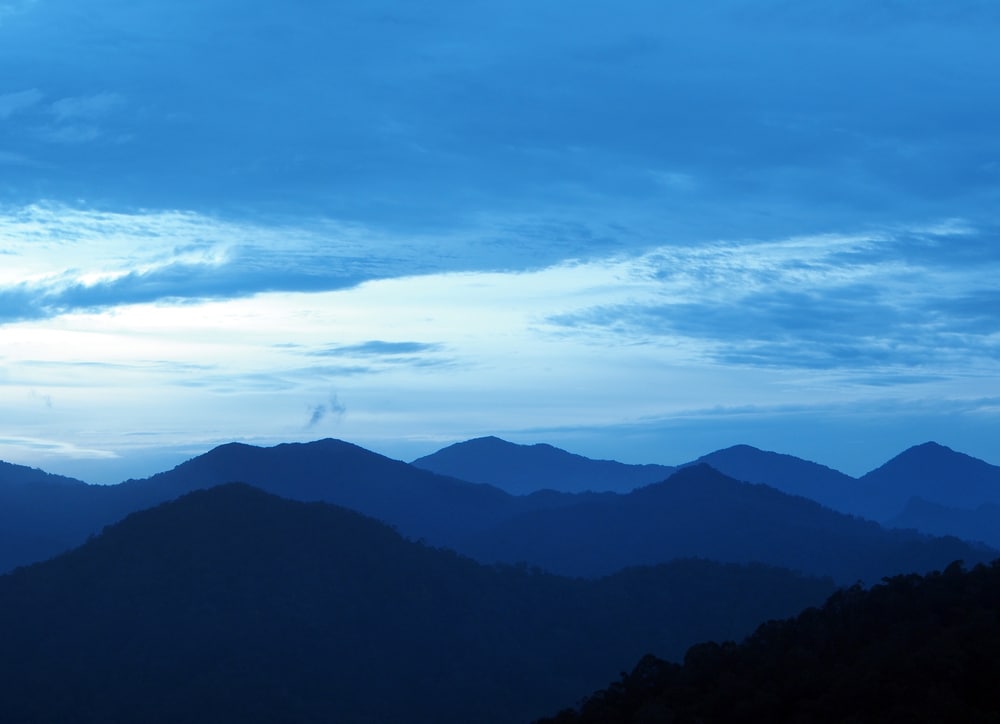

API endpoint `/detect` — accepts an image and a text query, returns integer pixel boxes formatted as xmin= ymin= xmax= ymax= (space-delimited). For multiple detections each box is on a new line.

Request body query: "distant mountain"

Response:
xmin=460 ymin=465 xmax=995 ymax=584
xmin=858 ymin=441 xmax=1000 ymax=520
xmin=0 ymin=439 xmax=615 ymax=573
xmin=539 ymin=559 xmax=1000 ymax=723
xmin=0 ymin=460 xmax=88 ymax=489
xmin=412 ymin=436 xmax=675 ymax=494
xmin=891 ymin=497 xmax=1000 ymax=550
xmin=0 ymin=483 xmax=835 ymax=724
xmin=117 ymin=438 xmax=522 ymax=545
xmin=0 ymin=461 xmax=97 ymax=572
xmin=686 ymin=444 xmax=858 ymax=514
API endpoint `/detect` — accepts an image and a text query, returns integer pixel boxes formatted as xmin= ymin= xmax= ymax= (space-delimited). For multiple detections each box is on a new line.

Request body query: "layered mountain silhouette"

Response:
xmin=0 ymin=460 xmax=88 ymax=489
xmin=458 ymin=464 xmax=993 ymax=583
xmin=0 ymin=461 xmax=97 ymax=572
xmin=685 ymin=444 xmax=858 ymax=514
xmin=412 ymin=435 xmax=675 ymax=494
xmin=0 ymin=439 xmax=995 ymax=587
xmin=891 ymin=498 xmax=1000 ymax=550
xmin=0 ymin=483 xmax=836 ymax=724
xmin=858 ymin=441 xmax=1000 ymax=520
xmin=539 ymin=559 xmax=1000 ymax=723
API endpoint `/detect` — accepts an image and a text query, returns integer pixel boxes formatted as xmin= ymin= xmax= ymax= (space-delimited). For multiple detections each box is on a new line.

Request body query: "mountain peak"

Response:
xmin=412 ymin=437 xmax=674 ymax=494
xmin=860 ymin=441 xmax=1000 ymax=516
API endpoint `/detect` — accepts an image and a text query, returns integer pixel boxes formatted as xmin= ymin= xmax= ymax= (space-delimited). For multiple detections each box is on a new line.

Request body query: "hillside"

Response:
xmin=412 ymin=436 xmax=675 ymax=494
xmin=0 ymin=483 xmax=835 ymax=724
xmin=891 ymin=498 xmax=1000 ymax=550
xmin=460 ymin=465 xmax=995 ymax=584
xmin=687 ymin=444 xmax=858 ymax=514
xmin=858 ymin=441 xmax=1000 ymax=520
xmin=539 ymin=559 xmax=1000 ymax=723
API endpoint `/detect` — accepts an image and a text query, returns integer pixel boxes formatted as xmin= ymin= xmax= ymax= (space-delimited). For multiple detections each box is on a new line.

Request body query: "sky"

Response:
xmin=1 ymin=0 xmax=999 ymax=483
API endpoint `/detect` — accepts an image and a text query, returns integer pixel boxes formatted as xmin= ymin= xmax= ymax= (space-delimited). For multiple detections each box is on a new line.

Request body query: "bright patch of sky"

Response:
xmin=1 ymin=0 xmax=999 ymax=481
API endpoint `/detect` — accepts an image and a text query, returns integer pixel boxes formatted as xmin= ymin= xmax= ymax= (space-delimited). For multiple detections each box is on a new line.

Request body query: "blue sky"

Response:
xmin=1 ymin=0 xmax=999 ymax=482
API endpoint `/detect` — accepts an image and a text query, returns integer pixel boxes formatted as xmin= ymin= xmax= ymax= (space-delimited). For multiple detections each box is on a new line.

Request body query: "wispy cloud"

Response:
xmin=50 ymin=92 xmax=124 ymax=122
xmin=0 ymin=435 xmax=119 ymax=460
xmin=0 ymin=88 xmax=42 ymax=119
xmin=548 ymin=224 xmax=1000 ymax=375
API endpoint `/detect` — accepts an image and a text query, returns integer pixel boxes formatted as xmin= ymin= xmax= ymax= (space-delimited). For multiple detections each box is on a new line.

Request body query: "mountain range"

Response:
xmin=1 ymin=438 xmax=994 ymax=584
xmin=412 ymin=436 xmax=675 ymax=494
xmin=0 ymin=483 xmax=836 ymax=724
xmin=2 ymin=435 xmax=999 ymax=721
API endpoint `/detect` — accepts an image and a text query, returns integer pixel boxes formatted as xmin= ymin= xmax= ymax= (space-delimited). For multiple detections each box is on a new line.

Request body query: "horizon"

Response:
xmin=2 ymin=2 xmax=999 ymax=482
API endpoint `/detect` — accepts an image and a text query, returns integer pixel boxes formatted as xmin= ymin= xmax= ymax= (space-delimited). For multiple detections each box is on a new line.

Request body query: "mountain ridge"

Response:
xmin=0 ymin=482 xmax=837 ymax=723
xmin=412 ymin=435 xmax=675 ymax=494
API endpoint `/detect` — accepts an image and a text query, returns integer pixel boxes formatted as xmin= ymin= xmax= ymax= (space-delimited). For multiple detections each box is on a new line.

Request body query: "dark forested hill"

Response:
xmin=460 ymin=465 xmax=995 ymax=584
xmin=539 ymin=559 xmax=1000 ymax=723
xmin=412 ymin=436 xmax=675 ymax=494
xmin=0 ymin=484 xmax=835 ymax=724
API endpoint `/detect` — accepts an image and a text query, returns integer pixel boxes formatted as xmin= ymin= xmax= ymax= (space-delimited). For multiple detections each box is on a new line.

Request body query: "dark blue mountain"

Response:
xmin=858 ymin=441 xmax=1000 ymax=520
xmin=0 ymin=439 xmax=994 ymax=588
xmin=0 ymin=460 xmax=95 ymax=572
xmin=686 ymin=444 xmax=858 ymax=514
xmin=0 ymin=439 xmax=606 ymax=572
xmin=891 ymin=497 xmax=1000 ymax=550
xmin=0 ymin=483 xmax=836 ymax=724
xmin=460 ymin=465 xmax=994 ymax=584
xmin=0 ymin=460 xmax=87 ymax=489
xmin=412 ymin=436 xmax=675 ymax=494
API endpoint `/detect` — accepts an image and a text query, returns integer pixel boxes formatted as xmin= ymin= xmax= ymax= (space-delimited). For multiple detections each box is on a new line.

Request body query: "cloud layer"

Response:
xmin=1 ymin=1 xmax=999 ymax=478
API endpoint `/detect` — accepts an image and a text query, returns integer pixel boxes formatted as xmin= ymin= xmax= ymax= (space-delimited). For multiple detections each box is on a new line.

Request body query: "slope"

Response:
xmin=687 ymin=444 xmax=858 ymax=514
xmin=0 ymin=461 xmax=96 ymax=572
xmin=0 ymin=483 xmax=835 ymax=724
xmin=459 ymin=465 xmax=995 ymax=584
xmin=412 ymin=436 xmax=675 ymax=494
xmin=891 ymin=497 xmax=1000 ymax=550
xmin=858 ymin=441 xmax=1000 ymax=520
xmin=540 ymin=559 xmax=1000 ymax=723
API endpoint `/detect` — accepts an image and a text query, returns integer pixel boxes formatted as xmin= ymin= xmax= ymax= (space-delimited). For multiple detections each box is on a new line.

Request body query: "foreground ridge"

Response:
xmin=539 ymin=559 xmax=1000 ymax=723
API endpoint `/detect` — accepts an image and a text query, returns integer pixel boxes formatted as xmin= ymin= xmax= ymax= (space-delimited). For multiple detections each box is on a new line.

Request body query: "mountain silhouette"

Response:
xmin=0 ymin=483 xmax=835 ymax=724
xmin=412 ymin=436 xmax=675 ymax=494
xmin=0 ymin=461 xmax=96 ymax=572
xmin=891 ymin=497 xmax=1000 ymax=550
xmin=2 ymin=438 xmax=997 ymax=588
xmin=858 ymin=441 xmax=1000 ymax=520
xmin=119 ymin=438 xmax=524 ymax=545
xmin=539 ymin=559 xmax=1000 ymax=723
xmin=686 ymin=444 xmax=858 ymax=514
xmin=0 ymin=460 xmax=88 ymax=489
xmin=0 ymin=439 xmax=547 ymax=573
xmin=460 ymin=465 xmax=995 ymax=584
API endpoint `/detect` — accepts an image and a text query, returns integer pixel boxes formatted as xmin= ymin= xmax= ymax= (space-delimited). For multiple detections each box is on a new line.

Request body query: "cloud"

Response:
xmin=306 ymin=394 xmax=346 ymax=429
xmin=50 ymin=92 xmax=124 ymax=122
xmin=0 ymin=88 xmax=42 ymax=119
xmin=312 ymin=340 xmax=442 ymax=357
xmin=0 ymin=203 xmax=641 ymax=324
xmin=547 ymin=224 xmax=1000 ymax=374
xmin=0 ymin=435 xmax=119 ymax=460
